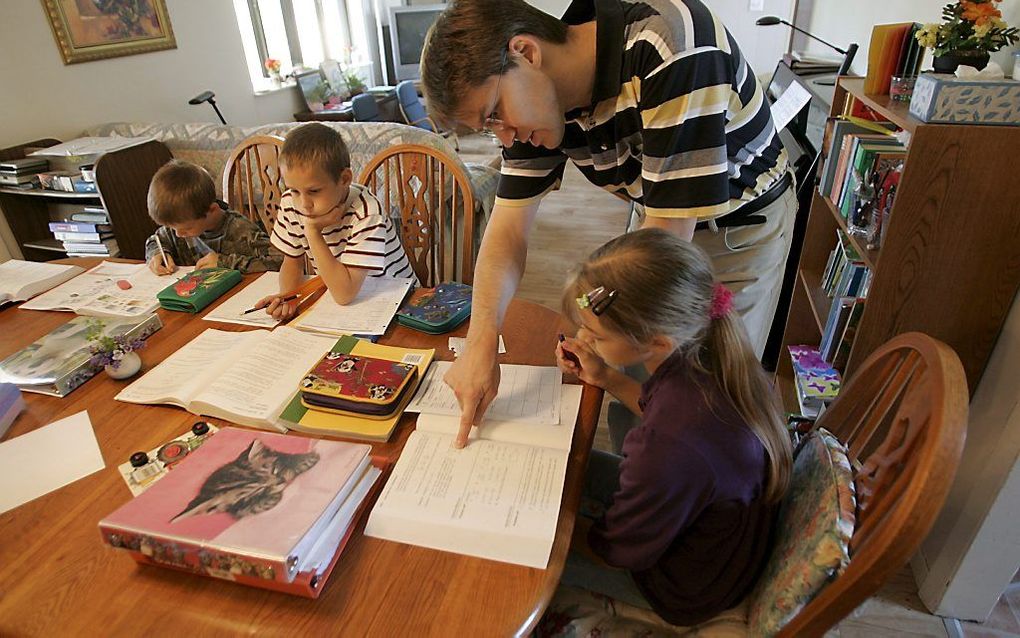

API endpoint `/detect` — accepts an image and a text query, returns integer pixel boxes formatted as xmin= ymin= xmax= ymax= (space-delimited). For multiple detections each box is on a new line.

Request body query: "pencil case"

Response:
xmin=299 ymin=353 xmax=418 ymax=417
xmin=396 ymin=282 xmax=471 ymax=334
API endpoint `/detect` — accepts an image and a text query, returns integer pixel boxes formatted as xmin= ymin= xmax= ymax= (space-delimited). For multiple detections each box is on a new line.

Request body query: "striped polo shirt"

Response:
xmin=497 ymin=0 xmax=788 ymax=220
xmin=270 ymin=183 xmax=416 ymax=281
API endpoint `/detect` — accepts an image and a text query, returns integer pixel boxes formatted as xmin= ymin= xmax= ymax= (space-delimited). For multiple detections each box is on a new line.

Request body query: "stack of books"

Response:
xmin=49 ymin=219 xmax=119 ymax=258
xmin=99 ymin=427 xmax=383 ymax=598
xmin=788 ymin=345 xmax=841 ymax=418
xmin=783 ymin=51 xmax=843 ymax=75
xmin=0 ymin=157 xmax=47 ymax=189
xmin=819 ymin=230 xmax=871 ymax=369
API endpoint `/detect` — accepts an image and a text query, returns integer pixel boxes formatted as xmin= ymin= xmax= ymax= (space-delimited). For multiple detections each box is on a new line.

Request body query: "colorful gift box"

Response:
xmin=909 ymin=73 xmax=1020 ymax=125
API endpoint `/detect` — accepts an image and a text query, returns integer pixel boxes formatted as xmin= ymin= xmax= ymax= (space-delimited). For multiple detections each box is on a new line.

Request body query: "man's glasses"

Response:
xmin=576 ymin=286 xmax=619 ymax=317
xmin=478 ymin=50 xmax=508 ymax=137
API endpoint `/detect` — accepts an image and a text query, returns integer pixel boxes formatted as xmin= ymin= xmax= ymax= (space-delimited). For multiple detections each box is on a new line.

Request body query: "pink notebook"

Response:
xmin=100 ymin=427 xmax=372 ymax=591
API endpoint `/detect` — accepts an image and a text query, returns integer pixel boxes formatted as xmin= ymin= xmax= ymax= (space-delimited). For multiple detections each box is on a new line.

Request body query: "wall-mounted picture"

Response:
xmin=42 ymin=0 xmax=177 ymax=65
xmin=295 ymin=69 xmax=344 ymax=112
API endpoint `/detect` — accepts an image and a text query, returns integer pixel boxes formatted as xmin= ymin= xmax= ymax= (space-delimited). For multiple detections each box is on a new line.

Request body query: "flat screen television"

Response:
xmin=388 ymin=4 xmax=445 ymax=82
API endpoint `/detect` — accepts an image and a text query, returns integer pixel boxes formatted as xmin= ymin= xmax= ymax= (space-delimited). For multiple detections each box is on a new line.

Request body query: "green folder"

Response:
xmin=156 ymin=268 xmax=242 ymax=313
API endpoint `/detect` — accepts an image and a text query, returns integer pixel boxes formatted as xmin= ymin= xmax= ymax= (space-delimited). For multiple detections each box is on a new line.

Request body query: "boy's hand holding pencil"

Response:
xmin=250 ymin=276 xmax=325 ymax=322
xmin=148 ymin=235 xmax=177 ymax=275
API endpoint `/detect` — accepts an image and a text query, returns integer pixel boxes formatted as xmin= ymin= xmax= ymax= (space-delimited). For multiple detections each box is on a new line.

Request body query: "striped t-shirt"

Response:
xmin=497 ymin=0 xmax=789 ymax=220
xmin=270 ymin=183 xmax=416 ymax=281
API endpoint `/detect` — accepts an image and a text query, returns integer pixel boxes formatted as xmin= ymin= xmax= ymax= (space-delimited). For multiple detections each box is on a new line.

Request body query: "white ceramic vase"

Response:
xmin=105 ymin=351 xmax=141 ymax=380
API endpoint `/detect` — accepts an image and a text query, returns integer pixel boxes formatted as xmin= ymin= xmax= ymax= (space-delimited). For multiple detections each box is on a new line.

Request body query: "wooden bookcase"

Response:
xmin=0 ymin=138 xmax=172 ymax=261
xmin=777 ymin=77 xmax=1020 ymax=409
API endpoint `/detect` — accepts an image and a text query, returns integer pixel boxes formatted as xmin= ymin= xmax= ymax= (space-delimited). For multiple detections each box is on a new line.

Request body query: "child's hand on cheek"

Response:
xmin=556 ymin=336 xmax=609 ymax=388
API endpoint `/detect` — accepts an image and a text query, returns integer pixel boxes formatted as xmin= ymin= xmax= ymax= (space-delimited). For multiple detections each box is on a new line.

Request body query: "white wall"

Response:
xmin=794 ymin=0 xmax=1020 ymax=75
xmin=0 ymin=1 xmax=304 ymax=150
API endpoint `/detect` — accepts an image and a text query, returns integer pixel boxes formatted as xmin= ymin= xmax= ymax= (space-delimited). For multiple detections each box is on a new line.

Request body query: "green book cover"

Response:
xmin=156 ymin=268 xmax=242 ymax=313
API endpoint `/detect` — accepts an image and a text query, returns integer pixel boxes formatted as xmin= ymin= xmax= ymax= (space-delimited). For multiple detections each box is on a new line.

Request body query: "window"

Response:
xmin=233 ymin=0 xmax=370 ymax=90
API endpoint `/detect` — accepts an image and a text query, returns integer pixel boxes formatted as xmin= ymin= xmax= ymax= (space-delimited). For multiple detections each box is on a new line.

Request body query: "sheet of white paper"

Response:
xmin=416 ymin=383 xmax=581 ymax=451
xmin=771 ymin=80 xmax=812 ymax=133
xmin=294 ymin=277 xmax=414 ymax=336
xmin=203 ymin=272 xmax=290 ymax=328
xmin=407 ymin=361 xmax=562 ymax=425
xmin=448 ymin=336 xmax=505 ymax=358
xmin=365 ymin=376 xmax=582 ymax=568
xmin=0 ymin=411 xmax=105 ymax=514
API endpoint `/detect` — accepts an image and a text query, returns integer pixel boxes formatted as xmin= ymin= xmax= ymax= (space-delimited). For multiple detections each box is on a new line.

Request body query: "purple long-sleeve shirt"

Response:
xmin=588 ymin=352 xmax=777 ymax=626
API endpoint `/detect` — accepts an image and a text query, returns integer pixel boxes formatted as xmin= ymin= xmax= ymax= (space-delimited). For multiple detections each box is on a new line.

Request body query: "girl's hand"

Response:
xmin=556 ymin=336 xmax=609 ymax=388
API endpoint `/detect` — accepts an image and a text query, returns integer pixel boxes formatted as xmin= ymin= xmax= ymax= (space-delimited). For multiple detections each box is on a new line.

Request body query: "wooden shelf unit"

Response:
xmin=0 ymin=138 xmax=172 ymax=261
xmin=776 ymin=77 xmax=1020 ymax=406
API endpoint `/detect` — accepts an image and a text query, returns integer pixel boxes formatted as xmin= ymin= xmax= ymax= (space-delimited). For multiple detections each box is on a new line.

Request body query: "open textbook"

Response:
xmin=365 ymin=383 xmax=582 ymax=568
xmin=21 ymin=261 xmax=194 ymax=318
xmin=115 ymin=327 xmax=336 ymax=431
xmin=292 ymin=276 xmax=414 ymax=336
xmin=406 ymin=360 xmax=562 ymax=425
xmin=0 ymin=260 xmax=83 ymax=305
xmin=202 ymin=271 xmax=291 ymax=328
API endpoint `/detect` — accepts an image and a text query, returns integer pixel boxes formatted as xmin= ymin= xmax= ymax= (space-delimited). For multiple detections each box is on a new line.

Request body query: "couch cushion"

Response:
xmin=745 ymin=428 xmax=856 ymax=637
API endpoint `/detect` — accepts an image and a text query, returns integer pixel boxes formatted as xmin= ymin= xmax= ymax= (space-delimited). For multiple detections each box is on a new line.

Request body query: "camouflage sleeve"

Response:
xmin=145 ymin=227 xmax=184 ymax=264
xmin=217 ymin=217 xmax=286 ymax=273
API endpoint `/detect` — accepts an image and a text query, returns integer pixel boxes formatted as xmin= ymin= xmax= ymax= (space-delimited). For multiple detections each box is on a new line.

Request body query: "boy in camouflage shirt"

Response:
xmin=144 ymin=160 xmax=283 ymax=274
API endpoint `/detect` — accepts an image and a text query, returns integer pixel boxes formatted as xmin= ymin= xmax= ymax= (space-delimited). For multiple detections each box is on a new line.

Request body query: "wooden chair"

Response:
xmin=358 ymin=144 xmax=476 ymax=287
xmin=221 ymin=134 xmax=285 ymax=235
xmin=777 ymin=331 xmax=968 ymax=636
xmin=539 ymin=332 xmax=968 ymax=637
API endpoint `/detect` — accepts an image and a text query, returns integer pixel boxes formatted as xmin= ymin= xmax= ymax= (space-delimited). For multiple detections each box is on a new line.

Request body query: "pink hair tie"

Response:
xmin=710 ymin=283 xmax=733 ymax=320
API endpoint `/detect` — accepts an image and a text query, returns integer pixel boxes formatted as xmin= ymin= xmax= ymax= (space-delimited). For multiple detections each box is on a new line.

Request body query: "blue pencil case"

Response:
xmin=396 ymin=283 xmax=471 ymax=334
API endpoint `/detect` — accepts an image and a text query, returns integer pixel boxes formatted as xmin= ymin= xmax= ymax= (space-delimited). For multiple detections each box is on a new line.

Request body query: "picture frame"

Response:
xmin=295 ymin=69 xmax=344 ymax=112
xmin=320 ymin=59 xmax=348 ymax=97
xmin=42 ymin=0 xmax=177 ymax=65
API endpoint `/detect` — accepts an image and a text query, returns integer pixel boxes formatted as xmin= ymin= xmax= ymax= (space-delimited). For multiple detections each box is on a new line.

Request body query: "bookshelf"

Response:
xmin=776 ymin=77 xmax=1020 ymax=407
xmin=0 ymin=138 xmax=172 ymax=261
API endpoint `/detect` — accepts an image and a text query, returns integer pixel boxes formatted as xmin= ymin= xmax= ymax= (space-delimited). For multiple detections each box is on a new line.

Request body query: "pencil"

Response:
xmin=242 ymin=294 xmax=298 ymax=314
xmin=154 ymin=235 xmax=169 ymax=270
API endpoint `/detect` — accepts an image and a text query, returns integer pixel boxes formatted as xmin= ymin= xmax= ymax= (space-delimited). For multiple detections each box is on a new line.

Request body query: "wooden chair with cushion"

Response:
xmin=537 ymin=332 xmax=968 ymax=638
xmin=358 ymin=143 xmax=476 ymax=287
xmin=221 ymin=134 xmax=285 ymax=235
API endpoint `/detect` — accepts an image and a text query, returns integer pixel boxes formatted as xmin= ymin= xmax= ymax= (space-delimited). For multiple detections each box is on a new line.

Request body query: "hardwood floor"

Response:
xmin=457 ymin=134 xmax=1014 ymax=638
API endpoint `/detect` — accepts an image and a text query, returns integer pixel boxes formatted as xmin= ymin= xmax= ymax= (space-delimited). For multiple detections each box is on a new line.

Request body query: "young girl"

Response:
xmin=556 ymin=228 xmax=792 ymax=627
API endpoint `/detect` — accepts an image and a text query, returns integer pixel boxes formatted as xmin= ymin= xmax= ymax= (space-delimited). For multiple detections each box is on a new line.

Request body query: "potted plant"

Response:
xmin=343 ymin=67 xmax=366 ymax=97
xmin=265 ymin=57 xmax=283 ymax=86
xmin=85 ymin=319 xmax=146 ymax=380
xmin=916 ymin=0 xmax=1019 ymax=73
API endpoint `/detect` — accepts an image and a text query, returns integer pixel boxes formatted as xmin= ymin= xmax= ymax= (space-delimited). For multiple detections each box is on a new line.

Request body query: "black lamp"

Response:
xmin=756 ymin=16 xmax=858 ymax=76
xmin=188 ymin=91 xmax=227 ymax=125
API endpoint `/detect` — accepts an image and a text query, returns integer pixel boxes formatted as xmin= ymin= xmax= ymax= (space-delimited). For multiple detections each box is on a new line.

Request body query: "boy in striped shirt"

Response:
xmin=259 ymin=123 xmax=415 ymax=321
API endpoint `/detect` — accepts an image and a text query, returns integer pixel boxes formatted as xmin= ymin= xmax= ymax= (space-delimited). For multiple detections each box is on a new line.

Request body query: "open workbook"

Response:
xmin=115 ymin=327 xmax=336 ymax=431
xmin=0 ymin=260 xmax=83 ymax=305
xmin=365 ymin=383 xmax=581 ymax=569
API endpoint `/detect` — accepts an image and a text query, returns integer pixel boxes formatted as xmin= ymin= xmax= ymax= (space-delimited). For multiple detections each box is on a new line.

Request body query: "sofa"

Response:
xmin=83 ymin=120 xmax=500 ymax=223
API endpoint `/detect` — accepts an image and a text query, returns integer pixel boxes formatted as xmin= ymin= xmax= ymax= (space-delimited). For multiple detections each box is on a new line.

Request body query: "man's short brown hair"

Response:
xmin=280 ymin=123 xmax=351 ymax=178
xmin=421 ymin=0 xmax=567 ymax=128
xmin=147 ymin=160 xmax=217 ymax=225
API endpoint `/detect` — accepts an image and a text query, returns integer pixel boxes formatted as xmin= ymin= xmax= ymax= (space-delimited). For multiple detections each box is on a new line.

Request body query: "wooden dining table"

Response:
xmin=0 ymin=260 xmax=603 ymax=637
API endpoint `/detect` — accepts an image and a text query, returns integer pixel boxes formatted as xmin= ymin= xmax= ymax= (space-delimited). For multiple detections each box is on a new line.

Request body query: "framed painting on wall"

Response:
xmin=42 ymin=0 xmax=177 ymax=65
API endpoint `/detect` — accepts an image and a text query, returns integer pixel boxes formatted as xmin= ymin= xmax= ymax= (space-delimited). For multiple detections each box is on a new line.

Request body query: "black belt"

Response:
xmin=695 ymin=172 xmax=793 ymax=231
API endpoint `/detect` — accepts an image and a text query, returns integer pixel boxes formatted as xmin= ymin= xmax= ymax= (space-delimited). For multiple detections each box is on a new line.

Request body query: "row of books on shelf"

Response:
xmin=0 ymin=157 xmax=97 ymax=193
xmin=819 ymin=115 xmax=906 ymax=251
xmin=820 ymin=229 xmax=871 ymax=369
xmin=49 ymin=206 xmax=118 ymax=257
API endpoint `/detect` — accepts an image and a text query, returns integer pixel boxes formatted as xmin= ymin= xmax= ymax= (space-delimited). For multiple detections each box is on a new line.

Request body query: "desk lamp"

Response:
xmin=188 ymin=91 xmax=227 ymax=125
xmin=756 ymin=16 xmax=858 ymax=77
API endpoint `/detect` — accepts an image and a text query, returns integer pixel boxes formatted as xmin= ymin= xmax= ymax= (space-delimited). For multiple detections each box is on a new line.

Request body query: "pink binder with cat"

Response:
xmin=99 ymin=427 xmax=381 ymax=598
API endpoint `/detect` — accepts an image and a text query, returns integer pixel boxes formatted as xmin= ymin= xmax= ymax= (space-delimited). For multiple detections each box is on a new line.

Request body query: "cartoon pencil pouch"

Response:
xmin=157 ymin=268 xmax=242 ymax=313
xmin=395 ymin=282 xmax=471 ymax=334
xmin=299 ymin=353 xmax=418 ymax=417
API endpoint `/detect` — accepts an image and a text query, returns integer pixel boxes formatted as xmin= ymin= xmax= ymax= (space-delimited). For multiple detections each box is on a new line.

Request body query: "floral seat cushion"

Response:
xmin=537 ymin=429 xmax=855 ymax=638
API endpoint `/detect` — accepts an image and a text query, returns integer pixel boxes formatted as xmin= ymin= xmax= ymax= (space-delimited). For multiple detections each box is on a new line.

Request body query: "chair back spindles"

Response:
xmin=222 ymin=134 xmax=285 ymax=236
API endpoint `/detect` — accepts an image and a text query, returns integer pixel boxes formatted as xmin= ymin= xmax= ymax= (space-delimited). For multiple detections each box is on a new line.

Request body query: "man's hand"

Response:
xmin=444 ymin=342 xmax=501 ymax=449
xmin=195 ymin=252 xmax=219 ymax=270
xmin=148 ymin=253 xmax=176 ymax=275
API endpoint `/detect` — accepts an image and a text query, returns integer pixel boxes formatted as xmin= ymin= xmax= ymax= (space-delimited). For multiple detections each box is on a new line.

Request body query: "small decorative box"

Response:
xmin=909 ymin=73 xmax=1020 ymax=125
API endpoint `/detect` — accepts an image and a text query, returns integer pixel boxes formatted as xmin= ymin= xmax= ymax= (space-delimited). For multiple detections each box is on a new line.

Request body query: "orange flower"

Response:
xmin=960 ymin=1 xmax=1002 ymax=25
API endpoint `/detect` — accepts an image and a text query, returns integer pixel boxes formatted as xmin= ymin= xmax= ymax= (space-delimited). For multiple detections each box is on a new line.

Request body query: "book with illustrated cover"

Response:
xmin=280 ymin=335 xmax=435 ymax=441
xmin=788 ymin=345 xmax=841 ymax=417
xmin=300 ymin=352 xmax=418 ymax=418
xmin=0 ymin=314 xmax=162 ymax=397
xmin=396 ymin=282 xmax=471 ymax=334
xmin=157 ymin=268 xmax=242 ymax=313
xmin=99 ymin=427 xmax=382 ymax=598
